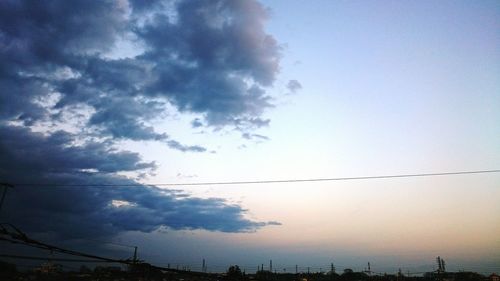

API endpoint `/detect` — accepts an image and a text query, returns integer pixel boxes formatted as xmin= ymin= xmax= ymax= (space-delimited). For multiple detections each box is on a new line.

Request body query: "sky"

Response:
xmin=0 ymin=0 xmax=499 ymax=274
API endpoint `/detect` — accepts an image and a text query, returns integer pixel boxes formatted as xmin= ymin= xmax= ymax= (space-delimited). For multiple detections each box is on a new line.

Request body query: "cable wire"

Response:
xmin=10 ymin=169 xmax=500 ymax=187
xmin=0 ymin=254 xmax=113 ymax=263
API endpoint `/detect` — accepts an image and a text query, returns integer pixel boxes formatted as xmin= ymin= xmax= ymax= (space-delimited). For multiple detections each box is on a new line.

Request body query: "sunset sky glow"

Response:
xmin=0 ymin=0 xmax=499 ymax=274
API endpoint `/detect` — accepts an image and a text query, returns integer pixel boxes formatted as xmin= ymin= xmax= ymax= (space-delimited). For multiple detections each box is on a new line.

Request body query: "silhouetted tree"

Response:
xmin=226 ymin=265 xmax=245 ymax=280
xmin=328 ymin=271 xmax=340 ymax=280
xmin=454 ymin=272 xmax=484 ymax=281
xmin=79 ymin=265 xmax=91 ymax=273
xmin=255 ymin=270 xmax=273 ymax=281
xmin=0 ymin=260 xmax=17 ymax=280
xmin=0 ymin=261 xmax=16 ymax=273
xmin=341 ymin=269 xmax=369 ymax=281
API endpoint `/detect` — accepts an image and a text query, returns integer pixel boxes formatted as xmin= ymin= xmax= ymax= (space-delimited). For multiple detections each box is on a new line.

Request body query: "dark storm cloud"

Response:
xmin=5 ymin=183 xmax=268 ymax=238
xmin=0 ymin=0 xmax=283 ymax=238
xmin=0 ymin=0 xmax=127 ymax=125
xmin=0 ymin=125 xmax=273 ymax=239
xmin=1 ymin=0 xmax=281 ymax=144
xmin=0 ymin=125 xmax=156 ymax=174
xmin=135 ymin=0 xmax=280 ymax=126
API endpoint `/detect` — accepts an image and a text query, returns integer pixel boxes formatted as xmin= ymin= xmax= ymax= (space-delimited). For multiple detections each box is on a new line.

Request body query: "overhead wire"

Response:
xmin=8 ymin=169 xmax=500 ymax=187
xmin=0 ymin=254 xmax=114 ymax=263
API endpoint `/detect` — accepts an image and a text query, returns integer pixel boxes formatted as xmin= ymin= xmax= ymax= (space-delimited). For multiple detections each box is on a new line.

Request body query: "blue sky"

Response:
xmin=0 ymin=0 xmax=499 ymax=274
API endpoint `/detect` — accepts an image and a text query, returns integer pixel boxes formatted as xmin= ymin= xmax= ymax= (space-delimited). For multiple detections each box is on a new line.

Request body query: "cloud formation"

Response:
xmin=0 ymin=0 xmax=281 ymax=143
xmin=0 ymin=0 xmax=283 ymax=239
xmin=287 ymin=79 xmax=302 ymax=94
xmin=0 ymin=125 xmax=274 ymax=239
xmin=242 ymin=132 xmax=270 ymax=141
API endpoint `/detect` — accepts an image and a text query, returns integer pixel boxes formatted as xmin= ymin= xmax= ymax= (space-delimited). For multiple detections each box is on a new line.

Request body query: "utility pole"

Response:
xmin=296 ymin=265 xmax=298 ymax=274
xmin=436 ymin=255 xmax=446 ymax=279
xmin=202 ymin=258 xmax=206 ymax=272
xmin=0 ymin=183 xmax=14 ymax=214
xmin=270 ymin=260 xmax=272 ymax=272
xmin=436 ymin=256 xmax=443 ymax=280
xmin=133 ymin=246 xmax=138 ymax=263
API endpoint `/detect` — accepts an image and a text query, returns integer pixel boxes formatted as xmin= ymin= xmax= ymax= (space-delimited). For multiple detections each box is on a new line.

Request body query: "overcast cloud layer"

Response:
xmin=0 ymin=0 xmax=283 ymax=239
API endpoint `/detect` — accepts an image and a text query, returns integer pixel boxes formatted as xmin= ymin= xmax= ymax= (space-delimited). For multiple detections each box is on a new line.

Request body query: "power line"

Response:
xmin=0 ymin=223 xmax=206 ymax=275
xmin=79 ymin=238 xmax=136 ymax=249
xmin=9 ymin=169 xmax=500 ymax=187
xmin=0 ymin=254 xmax=114 ymax=263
